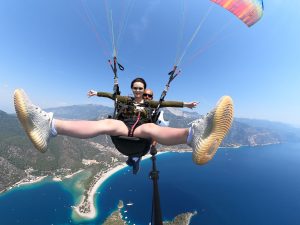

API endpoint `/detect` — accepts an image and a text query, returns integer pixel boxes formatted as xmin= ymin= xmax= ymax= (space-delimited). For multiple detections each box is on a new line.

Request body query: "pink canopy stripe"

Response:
xmin=211 ymin=0 xmax=264 ymax=27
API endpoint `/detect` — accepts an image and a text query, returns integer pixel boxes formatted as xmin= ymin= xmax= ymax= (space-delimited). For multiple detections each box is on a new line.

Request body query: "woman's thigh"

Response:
xmin=133 ymin=123 xmax=188 ymax=145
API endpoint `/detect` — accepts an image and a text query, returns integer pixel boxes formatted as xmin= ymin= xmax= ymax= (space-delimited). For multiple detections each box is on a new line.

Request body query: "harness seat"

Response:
xmin=111 ymin=136 xmax=152 ymax=157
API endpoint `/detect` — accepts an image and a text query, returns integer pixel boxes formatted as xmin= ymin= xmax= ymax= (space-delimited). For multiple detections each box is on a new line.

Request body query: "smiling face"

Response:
xmin=143 ymin=89 xmax=153 ymax=100
xmin=132 ymin=81 xmax=145 ymax=102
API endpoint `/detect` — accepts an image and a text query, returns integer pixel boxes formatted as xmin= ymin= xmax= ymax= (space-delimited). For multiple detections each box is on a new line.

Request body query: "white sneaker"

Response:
xmin=189 ymin=96 xmax=234 ymax=165
xmin=14 ymin=89 xmax=53 ymax=152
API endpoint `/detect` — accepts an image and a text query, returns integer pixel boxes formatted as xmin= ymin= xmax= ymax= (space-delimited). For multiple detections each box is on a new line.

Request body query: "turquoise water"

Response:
xmin=1 ymin=143 xmax=300 ymax=225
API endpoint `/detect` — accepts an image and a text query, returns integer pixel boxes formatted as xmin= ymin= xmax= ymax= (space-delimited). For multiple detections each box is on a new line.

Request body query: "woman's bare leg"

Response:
xmin=14 ymin=88 xmax=234 ymax=166
xmin=54 ymin=119 xmax=128 ymax=138
xmin=134 ymin=123 xmax=189 ymax=145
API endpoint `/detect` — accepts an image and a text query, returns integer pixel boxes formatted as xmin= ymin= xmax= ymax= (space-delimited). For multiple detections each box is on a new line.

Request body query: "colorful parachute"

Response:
xmin=211 ymin=0 xmax=264 ymax=27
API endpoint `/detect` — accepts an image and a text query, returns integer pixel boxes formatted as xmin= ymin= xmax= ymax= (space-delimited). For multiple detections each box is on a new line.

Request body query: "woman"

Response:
xmin=13 ymin=78 xmax=234 ymax=165
xmin=123 ymin=86 xmax=173 ymax=173
xmin=88 ymin=78 xmax=198 ymax=136
xmin=91 ymin=79 xmax=196 ymax=174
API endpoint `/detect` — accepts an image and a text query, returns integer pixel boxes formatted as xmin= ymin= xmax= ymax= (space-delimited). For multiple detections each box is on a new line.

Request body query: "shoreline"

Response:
xmin=74 ymin=152 xmax=167 ymax=219
xmin=1 ymin=144 xmax=275 ymax=195
xmin=1 ymin=175 xmax=49 ymax=194
xmin=53 ymin=169 xmax=85 ymax=182
xmin=74 ymin=163 xmax=127 ymax=219
xmin=14 ymin=175 xmax=48 ymax=188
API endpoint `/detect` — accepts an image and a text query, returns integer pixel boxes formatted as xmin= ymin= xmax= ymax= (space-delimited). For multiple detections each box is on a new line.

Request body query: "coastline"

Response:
xmin=13 ymin=175 xmax=48 ymax=188
xmin=74 ymin=163 xmax=127 ymax=219
xmin=1 ymin=145 xmax=271 ymax=196
xmin=74 ymin=152 xmax=167 ymax=219
xmin=53 ymin=169 xmax=84 ymax=182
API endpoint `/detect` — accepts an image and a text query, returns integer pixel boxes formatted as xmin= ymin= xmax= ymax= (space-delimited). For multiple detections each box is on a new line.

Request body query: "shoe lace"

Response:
xmin=35 ymin=107 xmax=49 ymax=118
xmin=188 ymin=117 xmax=206 ymax=141
xmin=188 ymin=117 xmax=203 ymax=126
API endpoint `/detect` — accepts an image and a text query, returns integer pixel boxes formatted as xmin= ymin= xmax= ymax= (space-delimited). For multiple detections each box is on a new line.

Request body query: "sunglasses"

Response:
xmin=132 ymin=87 xmax=144 ymax=91
xmin=143 ymin=93 xmax=153 ymax=98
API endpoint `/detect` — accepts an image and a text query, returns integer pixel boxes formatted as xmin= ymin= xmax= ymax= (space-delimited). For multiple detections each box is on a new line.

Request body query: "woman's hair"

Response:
xmin=131 ymin=77 xmax=147 ymax=89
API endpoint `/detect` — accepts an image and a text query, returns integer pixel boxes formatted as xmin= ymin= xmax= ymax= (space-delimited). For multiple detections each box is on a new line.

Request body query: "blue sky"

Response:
xmin=1 ymin=0 xmax=299 ymax=126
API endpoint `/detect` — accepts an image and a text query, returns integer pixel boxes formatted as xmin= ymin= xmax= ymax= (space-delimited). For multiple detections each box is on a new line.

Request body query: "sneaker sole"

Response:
xmin=14 ymin=89 xmax=47 ymax=152
xmin=193 ymin=96 xmax=234 ymax=165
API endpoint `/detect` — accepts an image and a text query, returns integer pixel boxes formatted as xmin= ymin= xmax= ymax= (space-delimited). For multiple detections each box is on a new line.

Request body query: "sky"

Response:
xmin=0 ymin=0 xmax=300 ymax=126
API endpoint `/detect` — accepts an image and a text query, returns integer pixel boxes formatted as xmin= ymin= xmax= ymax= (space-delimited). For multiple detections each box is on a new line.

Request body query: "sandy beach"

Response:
xmin=64 ymin=169 xmax=84 ymax=179
xmin=74 ymin=163 xmax=127 ymax=219
xmin=74 ymin=152 xmax=167 ymax=219
xmin=14 ymin=175 xmax=48 ymax=188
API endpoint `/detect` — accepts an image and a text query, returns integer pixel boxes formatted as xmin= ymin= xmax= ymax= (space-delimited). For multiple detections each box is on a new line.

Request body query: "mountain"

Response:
xmin=235 ymin=118 xmax=300 ymax=143
xmin=222 ymin=120 xmax=282 ymax=146
xmin=46 ymin=104 xmax=113 ymax=120
xmin=0 ymin=108 xmax=124 ymax=193
xmin=1 ymin=105 xmax=300 ymax=193
xmin=163 ymin=108 xmax=300 ymax=147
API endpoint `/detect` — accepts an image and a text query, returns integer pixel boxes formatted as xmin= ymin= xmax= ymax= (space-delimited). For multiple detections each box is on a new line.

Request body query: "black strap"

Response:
xmin=118 ymin=62 xmax=124 ymax=71
xmin=152 ymin=66 xmax=180 ymax=122
xmin=108 ymin=56 xmax=123 ymax=118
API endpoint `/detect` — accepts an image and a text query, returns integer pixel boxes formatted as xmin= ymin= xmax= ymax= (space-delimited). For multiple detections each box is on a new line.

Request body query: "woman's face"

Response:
xmin=132 ymin=81 xmax=145 ymax=99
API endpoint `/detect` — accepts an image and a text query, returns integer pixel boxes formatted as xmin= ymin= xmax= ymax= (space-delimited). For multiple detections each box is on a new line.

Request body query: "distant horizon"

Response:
xmin=2 ymin=103 xmax=299 ymax=129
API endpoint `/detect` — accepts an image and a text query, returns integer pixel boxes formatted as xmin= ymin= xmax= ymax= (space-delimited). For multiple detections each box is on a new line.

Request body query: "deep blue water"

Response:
xmin=1 ymin=143 xmax=300 ymax=225
xmin=0 ymin=180 xmax=74 ymax=225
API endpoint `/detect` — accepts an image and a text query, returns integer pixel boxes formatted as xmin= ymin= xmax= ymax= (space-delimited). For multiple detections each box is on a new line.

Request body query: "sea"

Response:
xmin=1 ymin=143 xmax=300 ymax=225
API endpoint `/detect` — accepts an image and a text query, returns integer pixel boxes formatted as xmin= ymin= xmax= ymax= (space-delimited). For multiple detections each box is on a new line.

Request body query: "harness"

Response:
xmin=111 ymin=97 xmax=154 ymax=157
xmin=115 ymin=98 xmax=153 ymax=136
xmin=95 ymin=7 xmax=183 ymax=223
xmin=107 ymin=57 xmax=179 ymax=158
xmin=106 ymin=56 xmax=179 ymax=225
xmin=108 ymin=57 xmax=153 ymax=157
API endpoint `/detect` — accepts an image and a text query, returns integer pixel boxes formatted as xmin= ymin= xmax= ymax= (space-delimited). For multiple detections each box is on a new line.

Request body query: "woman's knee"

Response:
xmin=137 ymin=123 xmax=158 ymax=136
xmin=100 ymin=119 xmax=128 ymax=134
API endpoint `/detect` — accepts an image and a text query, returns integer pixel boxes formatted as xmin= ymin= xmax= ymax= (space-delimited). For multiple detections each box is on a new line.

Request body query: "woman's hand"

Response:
xmin=87 ymin=90 xmax=97 ymax=97
xmin=183 ymin=101 xmax=199 ymax=109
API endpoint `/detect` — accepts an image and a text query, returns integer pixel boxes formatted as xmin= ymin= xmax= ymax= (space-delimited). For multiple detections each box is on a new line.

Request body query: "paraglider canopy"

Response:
xmin=211 ymin=0 xmax=264 ymax=27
